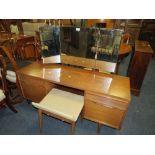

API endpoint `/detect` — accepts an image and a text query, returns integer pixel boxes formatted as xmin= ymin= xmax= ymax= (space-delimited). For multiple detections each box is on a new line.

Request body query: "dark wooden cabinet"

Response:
xmin=127 ymin=40 xmax=153 ymax=96
xmin=139 ymin=19 xmax=155 ymax=57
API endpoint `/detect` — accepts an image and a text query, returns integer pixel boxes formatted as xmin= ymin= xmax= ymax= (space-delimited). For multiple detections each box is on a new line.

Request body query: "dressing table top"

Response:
xmin=17 ymin=62 xmax=131 ymax=102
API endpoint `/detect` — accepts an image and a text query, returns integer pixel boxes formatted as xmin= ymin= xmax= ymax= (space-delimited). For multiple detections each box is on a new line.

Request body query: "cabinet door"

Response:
xmin=128 ymin=51 xmax=152 ymax=93
xmin=83 ymin=92 xmax=127 ymax=129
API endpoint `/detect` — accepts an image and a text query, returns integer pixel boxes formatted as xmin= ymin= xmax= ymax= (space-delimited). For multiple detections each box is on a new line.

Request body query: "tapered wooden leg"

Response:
xmin=38 ymin=109 xmax=42 ymax=133
xmin=6 ymin=97 xmax=17 ymax=113
xmin=80 ymin=109 xmax=84 ymax=123
xmin=8 ymin=88 xmax=13 ymax=97
xmin=6 ymin=102 xmax=17 ymax=113
xmin=97 ymin=123 xmax=102 ymax=134
xmin=70 ymin=122 xmax=75 ymax=135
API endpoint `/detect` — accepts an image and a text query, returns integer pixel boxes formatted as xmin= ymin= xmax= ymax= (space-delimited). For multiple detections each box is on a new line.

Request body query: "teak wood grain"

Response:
xmin=17 ymin=62 xmax=130 ymax=102
xmin=17 ymin=61 xmax=131 ymax=130
xmin=43 ymin=54 xmax=117 ymax=73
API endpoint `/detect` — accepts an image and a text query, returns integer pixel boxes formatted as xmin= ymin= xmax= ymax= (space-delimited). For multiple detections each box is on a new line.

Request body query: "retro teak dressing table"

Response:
xmin=17 ymin=60 xmax=131 ymax=130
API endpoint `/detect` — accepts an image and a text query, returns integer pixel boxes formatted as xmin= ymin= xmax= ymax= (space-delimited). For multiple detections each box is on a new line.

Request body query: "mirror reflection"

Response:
xmin=39 ymin=25 xmax=123 ymax=63
xmin=39 ymin=25 xmax=60 ymax=57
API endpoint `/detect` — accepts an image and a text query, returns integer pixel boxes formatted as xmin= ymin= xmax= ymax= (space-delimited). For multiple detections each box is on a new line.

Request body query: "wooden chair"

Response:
xmin=116 ymin=33 xmax=132 ymax=73
xmin=35 ymin=31 xmax=44 ymax=60
xmin=0 ymin=55 xmax=17 ymax=113
xmin=0 ymin=46 xmax=21 ymax=100
xmin=32 ymin=88 xmax=84 ymax=134
xmin=118 ymin=33 xmax=132 ymax=60
xmin=0 ymin=38 xmax=17 ymax=60
xmin=21 ymin=42 xmax=41 ymax=60
xmin=0 ymin=46 xmax=18 ymax=78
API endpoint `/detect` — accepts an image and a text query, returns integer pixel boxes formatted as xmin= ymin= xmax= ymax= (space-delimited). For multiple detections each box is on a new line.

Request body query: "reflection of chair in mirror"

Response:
xmin=32 ymin=88 xmax=84 ymax=134
xmin=90 ymin=29 xmax=119 ymax=61
xmin=0 ymin=55 xmax=17 ymax=113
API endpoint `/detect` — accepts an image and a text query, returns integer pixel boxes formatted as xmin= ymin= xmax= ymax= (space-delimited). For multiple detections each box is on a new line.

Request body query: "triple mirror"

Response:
xmin=39 ymin=25 xmax=123 ymax=64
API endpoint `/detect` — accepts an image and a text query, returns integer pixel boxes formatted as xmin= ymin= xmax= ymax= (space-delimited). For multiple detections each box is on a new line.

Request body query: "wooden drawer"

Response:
xmin=85 ymin=92 xmax=128 ymax=110
xmin=84 ymin=99 xmax=125 ymax=129
xmin=18 ymin=74 xmax=55 ymax=103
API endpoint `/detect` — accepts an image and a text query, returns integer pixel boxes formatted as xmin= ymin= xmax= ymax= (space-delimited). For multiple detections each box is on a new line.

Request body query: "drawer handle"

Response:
xmin=86 ymin=99 xmax=114 ymax=109
xmin=103 ymin=104 xmax=113 ymax=109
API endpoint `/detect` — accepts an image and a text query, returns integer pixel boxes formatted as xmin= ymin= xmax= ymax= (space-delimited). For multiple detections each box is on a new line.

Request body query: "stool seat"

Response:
xmin=32 ymin=88 xmax=84 ymax=122
xmin=32 ymin=88 xmax=84 ymax=134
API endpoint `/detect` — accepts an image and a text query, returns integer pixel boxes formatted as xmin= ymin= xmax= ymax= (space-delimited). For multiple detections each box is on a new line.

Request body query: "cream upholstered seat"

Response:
xmin=0 ymin=69 xmax=16 ymax=83
xmin=0 ymin=89 xmax=5 ymax=101
xmin=32 ymin=88 xmax=84 ymax=134
xmin=6 ymin=70 xmax=16 ymax=83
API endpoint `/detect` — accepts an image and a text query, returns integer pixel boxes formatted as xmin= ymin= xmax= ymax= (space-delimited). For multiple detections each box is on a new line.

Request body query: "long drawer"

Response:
xmin=85 ymin=92 xmax=129 ymax=110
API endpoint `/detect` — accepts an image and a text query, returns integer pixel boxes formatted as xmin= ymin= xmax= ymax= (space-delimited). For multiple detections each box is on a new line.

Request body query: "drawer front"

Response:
xmin=18 ymin=74 xmax=55 ymax=103
xmin=84 ymin=99 xmax=125 ymax=129
xmin=85 ymin=92 xmax=128 ymax=110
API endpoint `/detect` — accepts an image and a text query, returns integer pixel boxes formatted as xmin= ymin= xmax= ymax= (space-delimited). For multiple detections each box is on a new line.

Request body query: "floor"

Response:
xmin=0 ymin=54 xmax=155 ymax=135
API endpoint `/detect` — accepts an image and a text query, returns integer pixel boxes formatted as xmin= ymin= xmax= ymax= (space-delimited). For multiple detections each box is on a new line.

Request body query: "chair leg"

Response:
xmin=8 ymin=88 xmax=13 ymax=97
xmin=38 ymin=109 xmax=42 ymax=133
xmin=27 ymin=99 xmax=31 ymax=104
xmin=6 ymin=102 xmax=17 ymax=113
xmin=6 ymin=97 xmax=17 ymax=113
xmin=70 ymin=122 xmax=75 ymax=135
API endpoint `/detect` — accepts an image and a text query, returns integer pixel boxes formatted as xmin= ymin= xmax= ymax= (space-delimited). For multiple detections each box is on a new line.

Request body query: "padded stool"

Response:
xmin=32 ymin=88 xmax=84 ymax=134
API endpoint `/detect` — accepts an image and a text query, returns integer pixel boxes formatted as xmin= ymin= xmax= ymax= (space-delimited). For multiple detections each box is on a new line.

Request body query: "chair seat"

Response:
xmin=0 ymin=89 xmax=5 ymax=101
xmin=6 ymin=70 xmax=16 ymax=77
xmin=0 ymin=70 xmax=16 ymax=83
xmin=0 ymin=69 xmax=16 ymax=83
xmin=6 ymin=75 xmax=16 ymax=83
xmin=32 ymin=88 xmax=84 ymax=122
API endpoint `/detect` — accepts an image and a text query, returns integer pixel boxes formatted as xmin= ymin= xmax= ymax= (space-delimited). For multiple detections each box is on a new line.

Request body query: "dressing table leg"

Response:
xmin=38 ymin=109 xmax=42 ymax=133
xmin=80 ymin=109 xmax=84 ymax=123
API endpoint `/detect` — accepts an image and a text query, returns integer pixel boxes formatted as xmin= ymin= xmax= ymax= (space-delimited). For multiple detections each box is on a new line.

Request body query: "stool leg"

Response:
xmin=70 ymin=122 xmax=75 ymax=135
xmin=97 ymin=123 xmax=102 ymax=134
xmin=80 ymin=109 xmax=84 ymax=123
xmin=38 ymin=109 xmax=42 ymax=133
